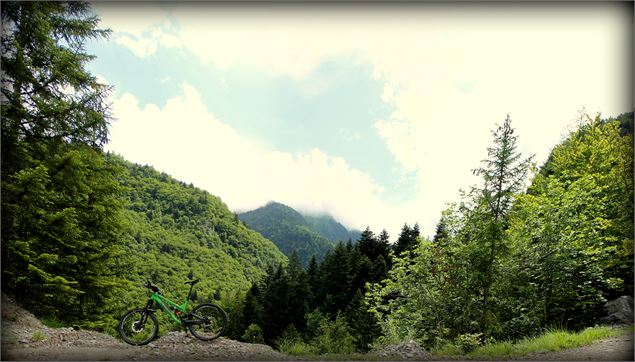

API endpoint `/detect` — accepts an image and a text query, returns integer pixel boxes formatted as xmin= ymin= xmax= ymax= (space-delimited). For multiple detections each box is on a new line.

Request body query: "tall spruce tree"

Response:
xmin=1 ymin=1 xmax=123 ymax=328
xmin=470 ymin=115 xmax=533 ymax=333
xmin=393 ymin=223 xmax=419 ymax=256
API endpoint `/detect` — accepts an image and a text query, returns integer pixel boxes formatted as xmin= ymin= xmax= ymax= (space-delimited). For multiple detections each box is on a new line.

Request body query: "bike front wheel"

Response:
xmin=187 ymin=303 xmax=228 ymax=341
xmin=118 ymin=308 xmax=158 ymax=345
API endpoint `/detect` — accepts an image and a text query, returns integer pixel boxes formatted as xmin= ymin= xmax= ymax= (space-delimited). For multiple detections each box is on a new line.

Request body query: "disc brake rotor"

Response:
xmin=131 ymin=321 xmax=144 ymax=333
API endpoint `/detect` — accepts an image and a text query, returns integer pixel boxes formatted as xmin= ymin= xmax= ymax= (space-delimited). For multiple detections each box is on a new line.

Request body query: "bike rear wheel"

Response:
xmin=118 ymin=308 xmax=158 ymax=345
xmin=187 ymin=303 xmax=228 ymax=341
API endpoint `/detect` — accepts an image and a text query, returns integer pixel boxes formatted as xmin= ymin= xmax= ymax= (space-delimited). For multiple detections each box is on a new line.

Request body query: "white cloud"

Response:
xmin=95 ymin=3 xmax=182 ymax=58
xmin=106 ymin=83 xmax=410 ymax=234
xmin=114 ymin=29 xmax=182 ymax=58
xmin=98 ymin=4 xmax=631 ymax=237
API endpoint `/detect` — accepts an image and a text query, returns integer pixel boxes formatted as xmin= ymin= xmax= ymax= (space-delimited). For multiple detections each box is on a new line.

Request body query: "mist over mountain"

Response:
xmin=238 ymin=202 xmax=361 ymax=265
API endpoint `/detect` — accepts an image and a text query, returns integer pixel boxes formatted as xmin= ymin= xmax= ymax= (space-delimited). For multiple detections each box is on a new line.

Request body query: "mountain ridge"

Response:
xmin=108 ymin=155 xmax=288 ymax=310
xmin=237 ymin=201 xmax=360 ymax=265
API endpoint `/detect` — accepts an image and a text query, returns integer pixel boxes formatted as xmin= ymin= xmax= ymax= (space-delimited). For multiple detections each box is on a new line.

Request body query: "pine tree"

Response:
xmin=344 ymin=289 xmax=381 ymax=352
xmin=394 ymin=223 xmax=418 ymax=255
xmin=286 ymin=250 xmax=311 ymax=332
xmin=241 ymin=284 xmax=263 ymax=336
xmin=318 ymin=243 xmax=354 ymax=317
xmin=470 ymin=115 xmax=533 ymax=334
xmin=1 ymin=2 xmax=123 ymax=328
xmin=357 ymin=227 xmax=391 ymax=284
xmin=433 ymin=219 xmax=449 ymax=245
xmin=260 ymin=264 xmax=290 ymax=343
xmin=307 ymin=255 xmax=319 ymax=309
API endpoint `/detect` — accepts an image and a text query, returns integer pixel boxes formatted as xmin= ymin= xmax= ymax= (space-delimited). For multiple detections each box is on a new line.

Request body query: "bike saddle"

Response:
xmin=184 ymin=279 xmax=200 ymax=285
xmin=145 ymin=280 xmax=160 ymax=293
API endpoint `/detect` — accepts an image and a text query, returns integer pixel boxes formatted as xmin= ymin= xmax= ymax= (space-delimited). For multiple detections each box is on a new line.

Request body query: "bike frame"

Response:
xmin=143 ymin=282 xmax=198 ymax=325
xmin=146 ymin=292 xmax=189 ymax=324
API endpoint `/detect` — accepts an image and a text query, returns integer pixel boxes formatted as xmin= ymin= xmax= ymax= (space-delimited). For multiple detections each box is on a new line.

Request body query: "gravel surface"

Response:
xmin=372 ymin=340 xmax=432 ymax=360
xmin=515 ymin=333 xmax=634 ymax=361
xmin=1 ymin=294 xmax=290 ymax=361
xmin=2 ymin=294 xmax=633 ymax=361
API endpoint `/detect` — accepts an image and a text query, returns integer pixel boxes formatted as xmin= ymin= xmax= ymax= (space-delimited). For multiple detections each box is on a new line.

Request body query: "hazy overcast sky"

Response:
xmin=88 ymin=2 xmax=632 ymax=240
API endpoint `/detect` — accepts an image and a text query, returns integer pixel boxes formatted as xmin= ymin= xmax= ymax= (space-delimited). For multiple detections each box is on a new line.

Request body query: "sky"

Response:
xmin=87 ymin=2 xmax=632 ymax=240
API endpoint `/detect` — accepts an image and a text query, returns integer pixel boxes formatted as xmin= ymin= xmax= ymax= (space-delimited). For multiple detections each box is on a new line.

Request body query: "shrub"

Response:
xmin=313 ymin=313 xmax=356 ymax=354
xmin=31 ymin=330 xmax=46 ymax=342
xmin=242 ymin=323 xmax=264 ymax=344
xmin=277 ymin=337 xmax=317 ymax=356
xmin=456 ymin=332 xmax=483 ymax=353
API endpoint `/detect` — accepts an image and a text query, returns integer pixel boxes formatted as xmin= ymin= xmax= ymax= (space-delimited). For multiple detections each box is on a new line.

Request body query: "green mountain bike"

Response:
xmin=118 ymin=279 xmax=228 ymax=345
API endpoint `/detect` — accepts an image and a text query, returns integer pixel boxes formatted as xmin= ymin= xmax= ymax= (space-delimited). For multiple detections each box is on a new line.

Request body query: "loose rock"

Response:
xmin=372 ymin=340 xmax=431 ymax=360
xmin=600 ymin=296 xmax=634 ymax=326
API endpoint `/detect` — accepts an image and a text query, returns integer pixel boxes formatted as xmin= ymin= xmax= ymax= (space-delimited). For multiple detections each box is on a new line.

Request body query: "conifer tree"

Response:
xmin=307 ymin=255 xmax=319 ymax=309
xmin=286 ymin=250 xmax=311 ymax=331
xmin=1 ymin=2 xmax=123 ymax=327
xmin=470 ymin=115 xmax=533 ymax=333
xmin=318 ymin=243 xmax=353 ymax=317
xmin=394 ymin=223 xmax=419 ymax=255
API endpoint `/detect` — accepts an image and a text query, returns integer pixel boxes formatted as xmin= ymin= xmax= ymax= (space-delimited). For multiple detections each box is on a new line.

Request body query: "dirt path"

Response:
xmin=4 ymin=332 xmax=632 ymax=361
xmin=1 ymin=294 xmax=290 ymax=361
xmin=1 ymin=294 xmax=632 ymax=361
xmin=2 ymin=336 xmax=294 ymax=361
xmin=516 ymin=333 xmax=634 ymax=361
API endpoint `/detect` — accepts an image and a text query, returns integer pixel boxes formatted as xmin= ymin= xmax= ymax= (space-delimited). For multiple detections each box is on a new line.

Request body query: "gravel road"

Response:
xmin=2 ymin=294 xmax=632 ymax=361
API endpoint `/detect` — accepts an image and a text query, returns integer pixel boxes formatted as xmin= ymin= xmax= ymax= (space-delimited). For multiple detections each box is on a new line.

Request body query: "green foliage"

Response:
xmin=238 ymin=202 xmax=338 ymax=266
xmin=303 ymin=213 xmax=361 ymax=244
xmin=253 ymin=253 xmax=311 ymax=344
xmin=466 ymin=326 xmax=626 ymax=359
xmin=41 ymin=315 xmax=67 ymax=329
xmin=0 ymin=1 xmax=127 ymax=331
xmin=104 ymin=155 xmax=287 ymax=329
xmin=312 ymin=313 xmax=357 ymax=355
xmin=393 ymin=223 xmax=420 ymax=256
xmin=242 ymin=323 xmax=265 ymax=344
xmin=241 ymin=226 xmax=390 ymax=352
xmin=31 ymin=330 xmax=47 ymax=342
xmin=343 ymin=290 xmax=381 ymax=352
xmin=510 ymin=115 xmax=634 ymax=328
xmin=368 ymin=113 xmax=634 ymax=349
xmin=455 ymin=332 xmax=483 ymax=353
xmin=277 ymin=336 xmax=318 ymax=356
xmin=1 ymin=1 xmax=112 ymax=158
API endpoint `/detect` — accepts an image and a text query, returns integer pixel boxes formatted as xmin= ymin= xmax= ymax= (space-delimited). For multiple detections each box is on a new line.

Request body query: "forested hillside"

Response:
xmin=238 ymin=202 xmax=345 ymax=265
xmin=303 ymin=213 xmax=362 ymax=244
xmin=105 ymin=155 xmax=287 ymax=326
xmin=1 ymin=2 xmax=632 ymax=358
xmin=230 ymin=227 xmax=394 ymax=353
xmin=0 ymin=2 xmax=286 ymax=334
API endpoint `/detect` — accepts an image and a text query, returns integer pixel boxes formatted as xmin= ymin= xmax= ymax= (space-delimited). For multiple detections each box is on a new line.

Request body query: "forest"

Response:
xmin=237 ymin=201 xmax=361 ymax=266
xmin=1 ymin=1 xmax=633 ymax=357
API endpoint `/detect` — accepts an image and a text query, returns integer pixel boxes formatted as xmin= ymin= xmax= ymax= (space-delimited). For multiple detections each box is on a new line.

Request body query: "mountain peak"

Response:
xmin=238 ymin=201 xmax=360 ymax=265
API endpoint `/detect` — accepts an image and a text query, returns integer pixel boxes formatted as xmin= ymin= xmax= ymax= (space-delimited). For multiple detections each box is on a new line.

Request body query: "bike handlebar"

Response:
xmin=145 ymin=280 xmax=160 ymax=293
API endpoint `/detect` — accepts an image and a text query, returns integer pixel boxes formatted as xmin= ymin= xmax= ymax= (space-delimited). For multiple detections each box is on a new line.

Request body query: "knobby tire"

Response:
xmin=118 ymin=308 xmax=158 ymax=346
xmin=187 ymin=303 xmax=228 ymax=341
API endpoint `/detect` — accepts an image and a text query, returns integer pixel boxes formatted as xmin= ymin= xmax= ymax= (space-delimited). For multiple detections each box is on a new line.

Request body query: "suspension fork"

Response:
xmin=140 ymin=299 xmax=154 ymax=324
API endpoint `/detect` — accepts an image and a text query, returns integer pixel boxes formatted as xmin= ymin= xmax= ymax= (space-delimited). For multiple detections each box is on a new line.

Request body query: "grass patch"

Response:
xmin=465 ymin=326 xmax=630 ymax=359
xmin=30 ymin=330 xmax=47 ymax=342
xmin=41 ymin=315 xmax=66 ymax=328
xmin=277 ymin=338 xmax=318 ymax=356
xmin=432 ymin=342 xmax=464 ymax=356
xmin=299 ymin=352 xmax=381 ymax=361
xmin=277 ymin=339 xmax=376 ymax=360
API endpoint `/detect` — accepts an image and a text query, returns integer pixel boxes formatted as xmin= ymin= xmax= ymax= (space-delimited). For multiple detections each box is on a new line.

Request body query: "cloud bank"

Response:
xmin=106 ymin=83 xmax=409 ymax=234
xmin=97 ymin=3 xmax=631 ymax=238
